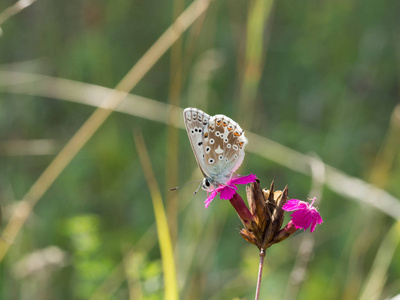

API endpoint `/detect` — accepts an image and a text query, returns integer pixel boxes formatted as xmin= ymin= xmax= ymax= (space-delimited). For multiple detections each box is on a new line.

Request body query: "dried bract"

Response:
xmin=239 ymin=180 xmax=294 ymax=250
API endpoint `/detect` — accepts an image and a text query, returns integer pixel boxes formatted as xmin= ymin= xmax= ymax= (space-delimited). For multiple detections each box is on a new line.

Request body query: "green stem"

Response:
xmin=255 ymin=248 xmax=266 ymax=300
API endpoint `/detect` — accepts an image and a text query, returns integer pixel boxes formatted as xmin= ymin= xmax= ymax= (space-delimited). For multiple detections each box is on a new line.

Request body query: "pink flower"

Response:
xmin=204 ymin=174 xmax=257 ymax=208
xmin=282 ymin=198 xmax=323 ymax=233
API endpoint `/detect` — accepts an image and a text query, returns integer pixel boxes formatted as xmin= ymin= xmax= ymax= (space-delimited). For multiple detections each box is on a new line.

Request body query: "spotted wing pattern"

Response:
xmin=183 ymin=108 xmax=210 ymax=178
xmin=203 ymin=114 xmax=247 ymax=182
xmin=183 ymin=107 xmax=248 ymax=186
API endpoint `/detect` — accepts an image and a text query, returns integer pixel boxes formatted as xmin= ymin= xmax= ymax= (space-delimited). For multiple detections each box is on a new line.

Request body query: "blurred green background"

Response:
xmin=0 ymin=0 xmax=400 ymax=299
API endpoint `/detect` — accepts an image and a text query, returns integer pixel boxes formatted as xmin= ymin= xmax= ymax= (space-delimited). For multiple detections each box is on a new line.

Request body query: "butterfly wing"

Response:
xmin=202 ymin=114 xmax=248 ymax=184
xmin=183 ymin=108 xmax=211 ymax=178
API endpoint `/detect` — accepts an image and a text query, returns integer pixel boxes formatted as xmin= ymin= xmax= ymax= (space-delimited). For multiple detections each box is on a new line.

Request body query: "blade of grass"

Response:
xmin=369 ymin=105 xmax=400 ymax=188
xmin=245 ymin=132 xmax=400 ymax=221
xmin=133 ymin=130 xmax=179 ymax=300
xmin=0 ymin=70 xmax=184 ymax=129
xmin=342 ymin=105 xmax=400 ymax=298
xmin=166 ymin=0 xmax=186 ymax=245
xmin=359 ymin=222 xmax=400 ymax=300
xmin=338 ymin=210 xmax=379 ymax=299
xmin=0 ymin=0 xmax=37 ymax=36
xmin=237 ymin=0 xmax=274 ymax=129
xmin=0 ymin=0 xmax=212 ymax=263
xmin=2 ymin=72 xmax=400 ymax=221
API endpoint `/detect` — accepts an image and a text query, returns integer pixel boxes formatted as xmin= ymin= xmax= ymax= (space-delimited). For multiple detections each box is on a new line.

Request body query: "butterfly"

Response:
xmin=183 ymin=107 xmax=248 ymax=192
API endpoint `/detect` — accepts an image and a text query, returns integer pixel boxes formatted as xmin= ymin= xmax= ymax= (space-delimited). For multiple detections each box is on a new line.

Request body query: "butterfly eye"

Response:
xmin=218 ymin=155 xmax=223 ymax=160
xmin=210 ymin=139 xmax=215 ymax=145
xmin=224 ymin=138 xmax=228 ymax=143
xmin=233 ymin=145 xmax=238 ymax=150
xmin=208 ymin=158 xmax=215 ymax=164
xmin=215 ymin=131 xmax=220 ymax=136
xmin=205 ymin=180 xmax=210 ymax=187
xmin=234 ymin=154 xmax=238 ymax=159
xmin=205 ymin=146 xmax=211 ymax=153
xmin=227 ymin=144 xmax=231 ymax=148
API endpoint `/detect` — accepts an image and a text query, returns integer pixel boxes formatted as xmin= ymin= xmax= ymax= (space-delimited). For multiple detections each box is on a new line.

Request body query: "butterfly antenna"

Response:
xmin=193 ymin=181 xmax=203 ymax=195
xmin=169 ymin=180 xmax=202 ymax=191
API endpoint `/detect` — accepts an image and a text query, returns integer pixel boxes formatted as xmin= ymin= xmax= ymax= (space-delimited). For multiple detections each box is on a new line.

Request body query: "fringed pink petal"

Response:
xmin=229 ymin=173 xmax=257 ymax=185
xmin=204 ymin=174 xmax=257 ymax=208
xmin=204 ymin=190 xmax=218 ymax=208
xmin=283 ymin=198 xmax=323 ymax=232
xmin=219 ymin=185 xmax=237 ymax=200
xmin=310 ymin=219 xmax=317 ymax=233
xmin=310 ymin=211 xmax=323 ymax=233
xmin=283 ymin=199 xmax=305 ymax=211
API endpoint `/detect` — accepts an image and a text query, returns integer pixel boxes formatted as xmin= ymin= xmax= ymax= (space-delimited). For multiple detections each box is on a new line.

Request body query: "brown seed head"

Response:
xmin=239 ymin=180 xmax=295 ymax=251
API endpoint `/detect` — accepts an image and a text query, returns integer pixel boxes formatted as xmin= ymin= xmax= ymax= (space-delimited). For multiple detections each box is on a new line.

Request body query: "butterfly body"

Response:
xmin=183 ymin=107 xmax=248 ymax=192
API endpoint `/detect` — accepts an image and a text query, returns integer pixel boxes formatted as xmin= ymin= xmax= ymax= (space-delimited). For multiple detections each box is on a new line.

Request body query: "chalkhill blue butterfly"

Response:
xmin=183 ymin=107 xmax=249 ymax=193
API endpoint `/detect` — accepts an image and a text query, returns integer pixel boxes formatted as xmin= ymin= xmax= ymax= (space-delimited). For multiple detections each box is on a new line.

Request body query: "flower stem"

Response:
xmin=255 ymin=248 xmax=266 ymax=300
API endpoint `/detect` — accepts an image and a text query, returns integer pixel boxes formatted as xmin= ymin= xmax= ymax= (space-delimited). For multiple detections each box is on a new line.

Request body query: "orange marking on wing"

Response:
xmin=204 ymin=132 xmax=208 ymax=138
xmin=234 ymin=131 xmax=240 ymax=136
xmin=238 ymin=142 xmax=244 ymax=148
xmin=223 ymin=121 xmax=228 ymax=127
xmin=216 ymin=120 xmax=222 ymax=126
